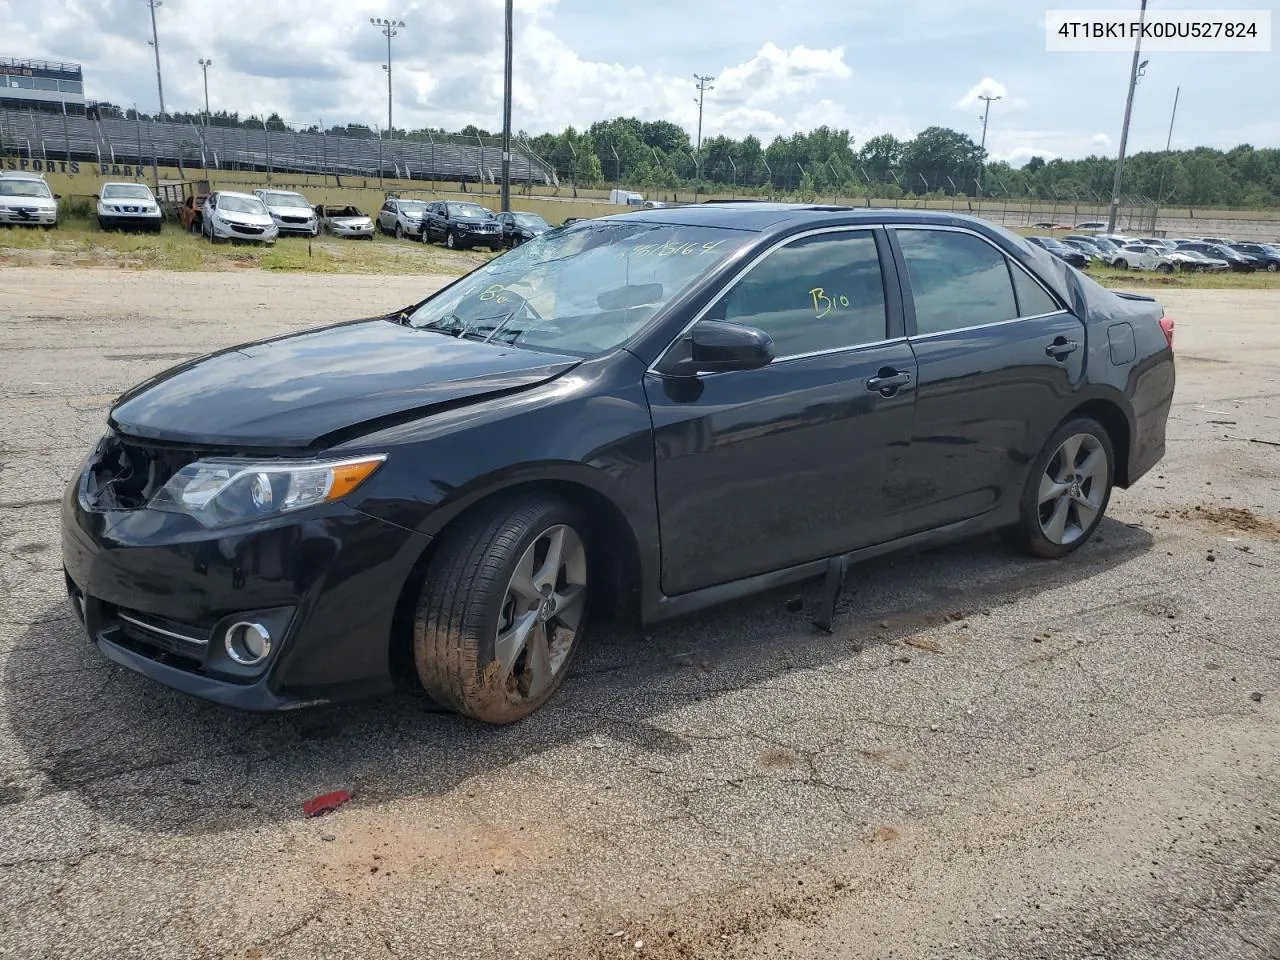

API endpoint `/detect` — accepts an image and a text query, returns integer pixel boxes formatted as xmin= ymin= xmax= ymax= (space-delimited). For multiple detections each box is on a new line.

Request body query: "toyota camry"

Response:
xmin=63 ymin=204 xmax=1176 ymax=724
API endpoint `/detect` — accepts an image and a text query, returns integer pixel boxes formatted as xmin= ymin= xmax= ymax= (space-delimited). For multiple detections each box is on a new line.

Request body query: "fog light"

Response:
xmin=224 ymin=621 xmax=272 ymax=665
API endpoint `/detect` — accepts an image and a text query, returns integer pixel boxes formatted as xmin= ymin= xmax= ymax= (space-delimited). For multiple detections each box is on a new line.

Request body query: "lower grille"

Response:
xmin=280 ymin=216 xmax=308 ymax=224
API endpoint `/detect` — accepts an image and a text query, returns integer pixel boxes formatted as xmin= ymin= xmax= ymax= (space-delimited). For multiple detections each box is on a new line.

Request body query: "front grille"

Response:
xmin=116 ymin=608 xmax=211 ymax=652
xmin=280 ymin=215 xmax=308 ymax=224
xmin=123 ymin=206 xmax=138 ymax=213
xmin=231 ymin=223 xmax=264 ymax=235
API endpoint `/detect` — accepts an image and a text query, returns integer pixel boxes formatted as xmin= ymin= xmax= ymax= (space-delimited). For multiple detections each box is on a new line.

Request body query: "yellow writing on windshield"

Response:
xmin=809 ymin=287 xmax=851 ymax=319
xmin=614 ymin=239 xmax=729 ymax=261
xmin=478 ymin=284 xmax=512 ymax=304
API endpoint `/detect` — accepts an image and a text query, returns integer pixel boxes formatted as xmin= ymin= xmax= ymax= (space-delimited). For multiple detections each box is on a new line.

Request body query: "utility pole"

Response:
xmin=370 ymin=17 xmax=406 ymax=140
xmin=198 ymin=58 xmax=212 ymax=123
xmin=1107 ymin=0 xmax=1149 ymax=233
xmin=976 ymin=93 xmax=1001 ymax=196
xmin=696 ymin=72 xmax=716 ymax=154
xmin=500 ymin=0 xmax=513 ymax=212
xmin=146 ymin=0 xmax=166 ymax=119
xmin=1152 ymin=85 xmax=1180 ymax=230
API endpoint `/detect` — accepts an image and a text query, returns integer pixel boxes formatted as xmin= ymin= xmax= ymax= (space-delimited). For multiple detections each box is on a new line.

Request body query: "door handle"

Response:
xmin=866 ymin=370 xmax=912 ymax=394
xmin=1046 ymin=338 xmax=1080 ymax=360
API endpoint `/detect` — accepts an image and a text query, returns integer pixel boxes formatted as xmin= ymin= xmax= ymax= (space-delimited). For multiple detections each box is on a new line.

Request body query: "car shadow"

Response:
xmin=4 ymin=518 xmax=1153 ymax=835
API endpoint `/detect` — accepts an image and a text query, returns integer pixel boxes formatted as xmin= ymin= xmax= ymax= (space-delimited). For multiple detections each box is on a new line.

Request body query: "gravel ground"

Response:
xmin=0 ymin=268 xmax=1277 ymax=960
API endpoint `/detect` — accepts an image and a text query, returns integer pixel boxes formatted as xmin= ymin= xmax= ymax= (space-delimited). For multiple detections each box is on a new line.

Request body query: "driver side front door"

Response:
xmin=644 ymin=228 xmax=917 ymax=595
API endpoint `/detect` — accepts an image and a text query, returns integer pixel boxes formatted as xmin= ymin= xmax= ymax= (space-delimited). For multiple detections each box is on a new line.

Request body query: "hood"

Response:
xmin=454 ymin=216 xmax=497 ymax=226
xmin=110 ymin=318 xmax=581 ymax=449
xmin=0 ymin=195 xmax=56 ymax=209
xmin=221 ymin=210 xmax=274 ymax=226
xmin=332 ymin=216 xmax=372 ymax=224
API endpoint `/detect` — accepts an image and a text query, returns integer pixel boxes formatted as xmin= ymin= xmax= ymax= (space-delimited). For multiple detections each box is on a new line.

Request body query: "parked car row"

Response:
xmin=1031 ymin=229 xmax=1280 ymax=274
xmin=373 ymin=198 xmax=554 ymax=251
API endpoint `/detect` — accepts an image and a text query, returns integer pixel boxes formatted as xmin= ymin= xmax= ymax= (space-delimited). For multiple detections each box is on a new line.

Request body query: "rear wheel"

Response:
xmin=413 ymin=496 xmax=589 ymax=724
xmin=1006 ymin=417 xmax=1114 ymax=559
xmin=1157 ymin=262 xmax=1174 ymax=274
xmin=445 ymin=230 xmax=457 ymax=250
xmin=1113 ymin=258 xmax=1129 ymax=270
xmin=1268 ymin=262 xmax=1279 ymax=273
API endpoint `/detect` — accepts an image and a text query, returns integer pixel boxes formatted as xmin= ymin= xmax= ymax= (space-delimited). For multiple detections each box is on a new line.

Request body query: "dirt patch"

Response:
xmin=1175 ymin=504 xmax=1280 ymax=538
xmin=901 ymin=636 xmax=945 ymax=654
xmin=303 ymin=811 xmax=565 ymax=900
xmin=758 ymin=747 xmax=803 ymax=771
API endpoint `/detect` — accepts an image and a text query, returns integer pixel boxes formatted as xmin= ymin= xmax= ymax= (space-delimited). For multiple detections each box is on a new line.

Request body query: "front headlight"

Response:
xmin=151 ymin=454 xmax=386 ymax=527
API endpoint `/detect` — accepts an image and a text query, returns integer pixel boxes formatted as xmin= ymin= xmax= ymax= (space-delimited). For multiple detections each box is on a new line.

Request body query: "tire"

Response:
xmin=394 ymin=223 xmax=403 ymax=240
xmin=1006 ymin=417 xmax=1114 ymax=560
xmin=413 ymin=496 xmax=590 ymax=725
xmin=1267 ymin=262 xmax=1278 ymax=273
xmin=1113 ymin=258 xmax=1128 ymax=270
xmin=445 ymin=230 xmax=457 ymax=250
xmin=1157 ymin=262 xmax=1174 ymax=274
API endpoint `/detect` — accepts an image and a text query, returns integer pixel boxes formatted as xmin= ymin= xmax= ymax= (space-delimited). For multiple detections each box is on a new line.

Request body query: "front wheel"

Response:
xmin=1006 ymin=417 xmax=1114 ymax=559
xmin=394 ymin=223 xmax=403 ymax=240
xmin=1113 ymin=258 xmax=1128 ymax=270
xmin=1157 ymin=262 xmax=1174 ymax=274
xmin=413 ymin=496 xmax=589 ymax=724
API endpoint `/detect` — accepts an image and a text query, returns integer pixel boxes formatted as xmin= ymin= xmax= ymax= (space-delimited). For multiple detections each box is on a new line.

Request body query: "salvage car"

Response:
xmin=1176 ymin=241 xmax=1256 ymax=272
xmin=253 ymin=189 xmax=319 ymax=237
xmin=1230 ymin=242 xmax=1280 ymax=272
xmin=422 ymin=200 xmax=503 ymax=250
xmin=376 ymin=198 xmax=429 ymax=239
xmin=496 ymin=211 xmax=552 ymax=247
xmin=200 ymin=191 xmax=278 ymax=245
xmin=62 ymin=204 xmax=1176 ymax=724
xmin=96 ymin=182 xmax=163 ymax=232
xmin=0 ymin=171 xmax=58 ymax=228
xmin=316 ymin=204 xmax=375 ymax=240
xmin=1026 ymin=235 xmax=1089 ymax=268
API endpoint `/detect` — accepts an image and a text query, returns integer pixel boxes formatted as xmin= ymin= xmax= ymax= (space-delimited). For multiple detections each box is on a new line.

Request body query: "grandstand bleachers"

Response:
xmin=0 ymin=107 xmax=557 ymax=186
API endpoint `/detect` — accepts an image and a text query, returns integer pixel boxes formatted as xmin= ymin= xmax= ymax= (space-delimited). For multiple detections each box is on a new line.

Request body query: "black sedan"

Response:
xmin=1230 ymin=242 xmax=1280 ymax=272
xmin=1026 ymin=235 xmax=1090 ymax=268
xmin=496 ymin=211 xmax=552 ymax=247
xmin=62 ymin=205 xmax=1176 ymax=724
xmin=1176 ymin=241 xmax=1256 ymax=272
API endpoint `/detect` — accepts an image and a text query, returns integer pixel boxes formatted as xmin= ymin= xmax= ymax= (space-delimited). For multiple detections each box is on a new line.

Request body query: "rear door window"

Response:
xmin=896 ymin=229 xmax=1017 ymax=336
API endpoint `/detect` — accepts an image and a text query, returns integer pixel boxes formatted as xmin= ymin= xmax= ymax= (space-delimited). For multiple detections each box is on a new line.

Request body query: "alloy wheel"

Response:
xmin=494 ymin=524 xmax=587 ymax=703
xmin=394 ymin=223 xmax=403 ymax=239
xmin=1038 ymin=433 xmax=1107 ymax=545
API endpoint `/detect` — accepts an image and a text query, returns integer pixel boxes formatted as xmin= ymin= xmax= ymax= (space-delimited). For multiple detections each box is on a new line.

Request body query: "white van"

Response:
xmin=608 ymin=189 xmax=644 ymax=207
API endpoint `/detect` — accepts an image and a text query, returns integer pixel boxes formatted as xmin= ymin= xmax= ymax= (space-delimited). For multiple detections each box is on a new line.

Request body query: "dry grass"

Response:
xmin=0 ymin=218 xmax=493 ymax=275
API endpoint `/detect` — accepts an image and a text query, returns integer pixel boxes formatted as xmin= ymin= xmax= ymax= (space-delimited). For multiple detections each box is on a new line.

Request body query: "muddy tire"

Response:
xmin=413 ymin=496 xmax=589 ymax=724
xmin=1005 ymin=417 xmax=1114 ymax=560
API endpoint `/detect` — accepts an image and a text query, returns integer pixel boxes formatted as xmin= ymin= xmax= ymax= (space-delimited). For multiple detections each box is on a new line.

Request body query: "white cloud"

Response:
xmin=956 ymin=77 xmax=1007 ymax=108
xmin=1090 ymin=132 xmax=1112 ymax=148
xmin=1005 ymin=146 xmax=1058 ymax=166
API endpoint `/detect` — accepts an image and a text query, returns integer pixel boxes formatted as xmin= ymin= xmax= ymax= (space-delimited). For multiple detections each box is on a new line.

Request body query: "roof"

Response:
xmin=603 ymin=201 xmax=1021 ymax=236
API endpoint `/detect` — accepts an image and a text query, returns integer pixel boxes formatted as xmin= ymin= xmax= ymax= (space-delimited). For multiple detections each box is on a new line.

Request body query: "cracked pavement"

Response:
xmin=0 ymin=268 xmax=1277 ymax=959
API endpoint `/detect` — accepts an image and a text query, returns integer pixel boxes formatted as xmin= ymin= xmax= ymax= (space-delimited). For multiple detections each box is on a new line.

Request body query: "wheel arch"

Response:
xmin=1064 ymin=396 xmax=1134 ymax=487
xmin=385 ymin=477 xmax=647 ymax=687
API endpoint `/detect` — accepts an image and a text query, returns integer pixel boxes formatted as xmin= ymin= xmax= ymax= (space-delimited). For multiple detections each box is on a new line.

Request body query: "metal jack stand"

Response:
xmin=812 ymin=556 xmax=847 ymax=634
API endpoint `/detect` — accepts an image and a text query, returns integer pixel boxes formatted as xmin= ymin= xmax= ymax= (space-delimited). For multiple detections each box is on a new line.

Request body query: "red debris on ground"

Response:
xmin=303 ymin=789 xmax=352 ymax=818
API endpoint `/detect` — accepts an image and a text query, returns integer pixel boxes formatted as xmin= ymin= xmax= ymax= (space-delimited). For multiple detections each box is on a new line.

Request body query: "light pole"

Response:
xmin=1107 ymin=0 xmax=1150 ymax=233
xmin=499 ymin=0 xmax=513 ymax=212
xmin=1152 ymin=85 xmax=1180 ymax=230
xmin=696 ymin=73 xmax=716 ymax=156
xmin=198 ymin=58 xmax=212 ymax=123
xmin=146 ymin=0 xmax=166 ymax=119
xmin=977 ymin=93 xmax=1001 ymax=196
xmin=370 ymin=17 xmax=406 ymax=140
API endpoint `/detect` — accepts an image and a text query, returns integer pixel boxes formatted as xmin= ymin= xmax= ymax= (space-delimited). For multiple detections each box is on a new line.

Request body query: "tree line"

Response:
xmin=90 ymin=104 xmax=1280 ymax=208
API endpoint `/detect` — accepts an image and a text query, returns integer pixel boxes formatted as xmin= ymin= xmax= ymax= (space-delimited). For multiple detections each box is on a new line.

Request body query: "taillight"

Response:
xmin=1159 ymin=315 xmax=1175 ymax=349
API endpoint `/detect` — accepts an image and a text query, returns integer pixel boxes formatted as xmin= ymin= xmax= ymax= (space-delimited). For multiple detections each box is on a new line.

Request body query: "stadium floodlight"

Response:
xmin=145 ymin=0 xmax=166 ymax=119
xmin=370 ymin=17 xmax=407 ymax=140
xmin=500 ymin=0 xmax=513 ymax=212
xmin=198 ymin=58 xmax=212 ymax=122
xmin=1107 ymin=0 xmax=1150 ymax=232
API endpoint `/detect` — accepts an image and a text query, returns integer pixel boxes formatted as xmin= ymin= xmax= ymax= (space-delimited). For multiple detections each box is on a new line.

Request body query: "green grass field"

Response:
xmin=0 ymin=217 xmax=493 ymax=275
xmin=1090 ymin=265 xmax=1280 ymax=290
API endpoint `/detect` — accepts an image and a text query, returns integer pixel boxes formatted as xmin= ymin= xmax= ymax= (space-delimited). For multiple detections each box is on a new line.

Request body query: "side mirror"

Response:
xmin=91 ymin=194 xmax=99 ymax=200
xmin=664 ymin=319 xmax=774 ymax=377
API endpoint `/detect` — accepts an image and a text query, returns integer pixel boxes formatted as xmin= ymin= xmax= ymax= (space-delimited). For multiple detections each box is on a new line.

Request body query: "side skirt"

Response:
xmin=649 ymin=513 xmax=997 ymax=624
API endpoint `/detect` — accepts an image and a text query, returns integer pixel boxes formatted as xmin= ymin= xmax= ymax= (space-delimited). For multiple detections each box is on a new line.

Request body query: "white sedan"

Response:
xmin=1111 ymin=243 xmax=1202 ymax=273
xmin=316 ymin=204 xmax=375 ymax=239
xmin=201 ymin=191 xmax=278 ymax=245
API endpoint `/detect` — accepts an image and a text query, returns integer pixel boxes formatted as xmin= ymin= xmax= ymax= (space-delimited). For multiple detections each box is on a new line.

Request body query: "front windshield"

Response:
xmin=263 ymin=191 xmax=309 ymax=208
xmin=399 ymin=201 xmax=427 ymax=216
xmin=0 ymin=180 xmax=52 ymax=198
xmin=1091 ymin=238 xmax=1118 ymax=252
xmin=405 ymin=221 xmax=751 ymax=356
xmin=219 ymin=195 xmax=267 ymax=215
xmin=102 ymin=184 xmax=152 ymax=200
xmin=447 ymin=202 xmax=491 ymax=219
xmin=514 ymin=213 xmax=549 ymax=228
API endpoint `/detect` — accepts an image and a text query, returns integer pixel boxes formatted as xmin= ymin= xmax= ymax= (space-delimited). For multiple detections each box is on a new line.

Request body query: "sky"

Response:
xmin=3 ymin=0 xmax=1277 ymax=166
